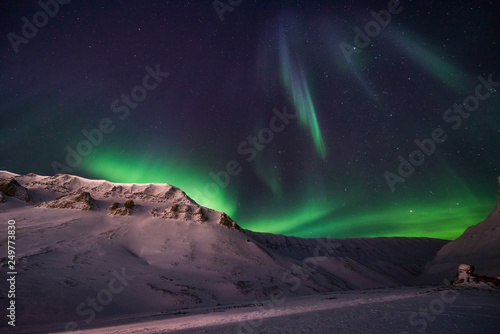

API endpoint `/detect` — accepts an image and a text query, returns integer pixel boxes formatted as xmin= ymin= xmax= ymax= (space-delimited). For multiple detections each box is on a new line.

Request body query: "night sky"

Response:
xmin=1 ymin=1 xmax=499 ymax=240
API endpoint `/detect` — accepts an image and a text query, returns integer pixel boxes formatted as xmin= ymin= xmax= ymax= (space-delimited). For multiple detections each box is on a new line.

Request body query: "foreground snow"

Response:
xmin=10 ymin=286 xmax=500 ymax=334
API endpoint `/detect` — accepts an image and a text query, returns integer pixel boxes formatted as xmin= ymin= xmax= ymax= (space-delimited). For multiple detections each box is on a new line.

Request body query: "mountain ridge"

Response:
xmin=2 ymin=171 xmax=496 ymax=329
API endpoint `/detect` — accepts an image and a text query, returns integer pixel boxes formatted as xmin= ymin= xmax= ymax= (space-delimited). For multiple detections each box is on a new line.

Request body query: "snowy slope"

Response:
xmin=11 ymin=287 xmax=500 ymax=334
xmin=0 ymin=172 xmax=447 ymax=330
xmin=421 ymin=177 xmax=500 ymax=282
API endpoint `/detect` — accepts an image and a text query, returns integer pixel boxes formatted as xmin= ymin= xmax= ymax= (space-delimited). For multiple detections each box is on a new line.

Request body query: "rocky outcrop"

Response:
xmin=107 ymin=202 xmax=130 ymax=216
xmin=219 ymin=212 xmax=241 ymax=230
xmin=107 ymin=200 xmax=136 ymax=216
xmin=452 ymin=264 xmax=500 ymax=288
xmin=0 ymin=178 xmax=31 ymax=202
xmin=38 ymin=191 xmax=95 ymax=211
xmin=152 ymin=204 xmax=207 ymax=222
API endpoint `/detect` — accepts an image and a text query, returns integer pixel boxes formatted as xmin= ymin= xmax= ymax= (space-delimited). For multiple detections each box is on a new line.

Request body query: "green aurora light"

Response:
xmin=242 ymin=188 xmax=493 ymax=241
xmin=80 ymin=145 xmax=497 ymax=241
xmin=82 ymin=148 xmax=238 ymax=216
xmin=279 ymin=34 xmax=327 ymax=159
xmin=384 ymin=28 xmax=472 ymax=92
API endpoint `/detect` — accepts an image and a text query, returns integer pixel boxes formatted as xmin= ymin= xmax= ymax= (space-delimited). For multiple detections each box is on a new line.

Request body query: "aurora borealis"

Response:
xmin=1 ymin=1 xmax=499 ymax=240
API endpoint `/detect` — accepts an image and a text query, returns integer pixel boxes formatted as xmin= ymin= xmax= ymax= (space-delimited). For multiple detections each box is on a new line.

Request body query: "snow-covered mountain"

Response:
xmin=421 ymin=177 xmax=500 ymax=282
xmin=0 ymin=171 xmax=470 ymax=330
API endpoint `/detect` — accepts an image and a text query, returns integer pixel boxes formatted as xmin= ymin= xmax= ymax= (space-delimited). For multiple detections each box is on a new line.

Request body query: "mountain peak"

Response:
xmin=421 ymin=176 xmax=500 ymax=281
xmin=0 ymin=171 xmax=241 ymax=231
xmin=0 ymin=171 xmax=197 ymax=204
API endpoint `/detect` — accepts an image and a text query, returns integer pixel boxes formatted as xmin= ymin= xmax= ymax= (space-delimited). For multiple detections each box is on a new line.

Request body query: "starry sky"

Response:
xmin=1 ymin=0 xmax=499 ymax=240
